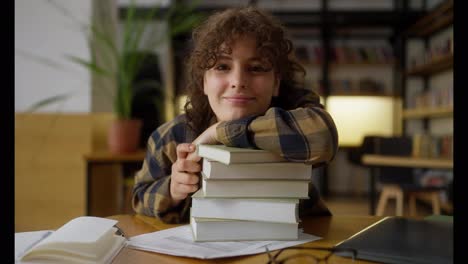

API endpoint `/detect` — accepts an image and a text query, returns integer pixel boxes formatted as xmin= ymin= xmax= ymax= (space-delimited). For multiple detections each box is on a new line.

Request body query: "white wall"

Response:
xmin=15 ymin=0 xmax=92 ymax=112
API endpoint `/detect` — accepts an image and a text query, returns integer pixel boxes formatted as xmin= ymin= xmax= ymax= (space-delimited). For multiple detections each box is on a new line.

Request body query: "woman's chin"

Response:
xmin=219 ymin=113 xmax=255 ymax=121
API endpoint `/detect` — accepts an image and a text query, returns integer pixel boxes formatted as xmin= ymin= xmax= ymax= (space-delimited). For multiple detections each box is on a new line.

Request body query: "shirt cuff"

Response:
xmin=156 ymin=178 xmax=191 ymax=224
xmin=216 ymin=116 xmax=257 ymax=148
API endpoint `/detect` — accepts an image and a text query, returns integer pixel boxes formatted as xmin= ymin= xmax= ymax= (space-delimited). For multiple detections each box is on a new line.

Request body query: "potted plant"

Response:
xmin=29 ymin=0 xmax=203 ymax=153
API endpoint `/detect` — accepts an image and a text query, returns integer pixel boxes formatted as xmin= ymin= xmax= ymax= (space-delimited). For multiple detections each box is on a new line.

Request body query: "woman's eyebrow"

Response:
xmin=216 ymin=55 xmax=268 ymax=63
xmin=217 ymin=55 xmax=232 ymax=60
xmin=248 ymin=57 xmax=265 ymax=62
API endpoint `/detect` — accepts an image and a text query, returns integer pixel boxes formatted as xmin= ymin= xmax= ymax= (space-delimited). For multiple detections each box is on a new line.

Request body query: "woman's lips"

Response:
xmin=223 ymin=96 xmax=255 ymax=103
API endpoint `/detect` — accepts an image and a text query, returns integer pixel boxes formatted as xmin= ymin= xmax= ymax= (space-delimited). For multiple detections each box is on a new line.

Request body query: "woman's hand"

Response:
xmin=187 ymin=122 xmax=221 ymax=160
xmin=170 ymin=143 xmax=202 ymax=207
xmin=170 ymin=123 xmax=221 ymax=207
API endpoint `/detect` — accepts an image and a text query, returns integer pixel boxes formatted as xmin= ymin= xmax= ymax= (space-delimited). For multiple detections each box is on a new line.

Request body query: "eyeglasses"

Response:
xmin=265 ymin=246 xmax=357 ymax=264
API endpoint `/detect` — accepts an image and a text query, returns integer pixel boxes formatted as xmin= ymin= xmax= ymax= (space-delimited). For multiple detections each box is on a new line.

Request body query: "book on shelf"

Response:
xmin=15 ymin=216 xmax=127 ymax=264
xmin=202 ymin=158 xmax=312 ymax=180
xmin=190 ymin=215 xmax=299 ymax=242
xmin=201 ymin=174 xmax=310 ymax=198
xmin=196 ymin=144 xmax=286 ymax=165
xmin=191 ymin=190 xmax=299 ymax=223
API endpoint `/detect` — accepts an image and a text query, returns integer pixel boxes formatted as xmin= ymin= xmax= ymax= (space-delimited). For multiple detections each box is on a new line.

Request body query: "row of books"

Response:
xmin=306 ymin=78 xmax=387 ymax=95
xmin=408 ymin=35 xmax=453 ymax=69
xmin=295 ymin=45 xmax=394 ymax=65
xmin=412 ymin=134 xmax=453 ymax=159
xmin=406 ymin=86 xmax=453 ymax=109
xmin=190 ymin=144 xmax=313 ymax=241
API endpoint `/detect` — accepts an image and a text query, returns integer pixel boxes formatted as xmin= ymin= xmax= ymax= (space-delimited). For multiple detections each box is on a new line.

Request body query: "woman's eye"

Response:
xmin=214 ymin=64 xmax=229 ymax=71
xmin=250 ymin=65 xmax=271 ymax=72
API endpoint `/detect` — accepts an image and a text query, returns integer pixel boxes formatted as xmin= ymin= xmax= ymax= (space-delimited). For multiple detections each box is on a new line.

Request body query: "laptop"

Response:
xmin=335 ymin=217 xmax=453 ymax=264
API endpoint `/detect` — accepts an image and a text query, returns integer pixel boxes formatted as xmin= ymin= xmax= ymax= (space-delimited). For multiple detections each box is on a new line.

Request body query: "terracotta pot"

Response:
xmin=108 ymin=119 xmax=143 ymax=154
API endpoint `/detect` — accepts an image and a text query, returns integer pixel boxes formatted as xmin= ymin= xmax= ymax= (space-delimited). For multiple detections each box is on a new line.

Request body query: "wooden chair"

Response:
xmin=349 ymin=136 xmax=445 ymax=216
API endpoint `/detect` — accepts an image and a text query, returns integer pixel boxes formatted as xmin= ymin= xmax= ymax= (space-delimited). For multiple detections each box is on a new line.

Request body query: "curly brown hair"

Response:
xmin=184 ymin=6 xmax=306 ymax=135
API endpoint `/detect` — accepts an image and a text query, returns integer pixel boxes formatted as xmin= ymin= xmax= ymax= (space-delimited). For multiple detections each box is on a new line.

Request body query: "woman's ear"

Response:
xmin=273 ymin=77 xmax=280 ymax=96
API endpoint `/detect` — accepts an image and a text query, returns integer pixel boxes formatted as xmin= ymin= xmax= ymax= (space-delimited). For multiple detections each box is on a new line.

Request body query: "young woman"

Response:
xmin=132 ymin=7 xmax=338 ymax=223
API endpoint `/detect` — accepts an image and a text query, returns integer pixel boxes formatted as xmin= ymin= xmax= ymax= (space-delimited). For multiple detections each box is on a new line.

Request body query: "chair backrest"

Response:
xmin=350 ymin=136 xmax=414 ymax=184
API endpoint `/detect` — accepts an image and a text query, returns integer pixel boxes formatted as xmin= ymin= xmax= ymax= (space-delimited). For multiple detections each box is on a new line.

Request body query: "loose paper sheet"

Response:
xmin=126 ymin=225 xmax=321 ymax=259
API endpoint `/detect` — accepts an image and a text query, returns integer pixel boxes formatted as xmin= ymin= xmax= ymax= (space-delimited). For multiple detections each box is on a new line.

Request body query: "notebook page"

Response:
xmin=15 ymin=230 xmax=53 ymax=261
xmin=37 ymin=217 xmax=118 ymax=244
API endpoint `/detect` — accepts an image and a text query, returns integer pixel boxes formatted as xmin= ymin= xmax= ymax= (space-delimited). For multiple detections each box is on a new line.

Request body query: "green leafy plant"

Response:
xmin=29 ymin=0 xmax=203 ymax=119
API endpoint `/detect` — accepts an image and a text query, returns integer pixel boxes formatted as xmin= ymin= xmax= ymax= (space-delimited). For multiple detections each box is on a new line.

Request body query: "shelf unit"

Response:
xmin=400 ymin=0 xmax=453 ymax=151
xmin=399 ymin=0 xmax=453 ymax=213
xmin=402 ymin=105 xmax=453 ymax=119
xmin=406 ymin=53 xmax=453 ymax=76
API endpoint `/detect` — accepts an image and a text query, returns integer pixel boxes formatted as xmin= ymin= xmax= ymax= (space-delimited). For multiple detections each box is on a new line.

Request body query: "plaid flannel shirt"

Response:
xmin=132 ymin=89 xmax=338 ymax=223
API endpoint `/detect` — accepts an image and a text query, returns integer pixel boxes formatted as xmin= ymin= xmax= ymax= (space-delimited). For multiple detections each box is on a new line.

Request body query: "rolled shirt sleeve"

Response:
xmin=216 ymin=90 xmax=338 ymax=165
xmin=132 ymin=116 xmax=194 ymax=224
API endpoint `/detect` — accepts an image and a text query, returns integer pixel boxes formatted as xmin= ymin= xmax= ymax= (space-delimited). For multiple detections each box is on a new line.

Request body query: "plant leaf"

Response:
xmin=66 ymin=55 xmax=113 ymax=77
xmin=26 ymin=93 xmax=72 ymax=112
xmin=16 ymin=49 xmax=67 ymax=71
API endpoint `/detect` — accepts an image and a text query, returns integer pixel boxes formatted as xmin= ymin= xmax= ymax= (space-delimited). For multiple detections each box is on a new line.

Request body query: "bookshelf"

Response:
xmin=402 ymin=106 xmax=453 ymax=119
xmin=400 ymin=0 xmax=453 ymax=156
xmin=362 ymin=154 xmax=453 ymax=169
xmin=399 ymin=0 xmax=453 ymax=213
xmin=406 ymin=53 xmax=453 ymax=76
xmin=405 ymin=0 xmax=453 ymax=37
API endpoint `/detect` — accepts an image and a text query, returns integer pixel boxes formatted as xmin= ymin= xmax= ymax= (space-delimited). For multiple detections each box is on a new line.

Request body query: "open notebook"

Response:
xmin=15 ymin=216 xmax=127 ymax=264
xmin=335 ymin=216 xmax=453 ymax=264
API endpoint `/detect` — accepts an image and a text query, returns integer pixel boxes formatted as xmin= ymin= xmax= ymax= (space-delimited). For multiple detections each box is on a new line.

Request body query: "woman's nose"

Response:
xmin=230 ymin=69 xmax=247 ymax=89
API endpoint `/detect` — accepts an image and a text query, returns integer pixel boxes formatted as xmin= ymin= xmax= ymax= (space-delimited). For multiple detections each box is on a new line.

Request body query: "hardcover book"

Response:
xmin=190 ymin=216 xmax=299 ymax=242
xmin=191 ymin=190 xmax=299 ymax=223
xmin=201 ymin=175 xmax=310 ymax=198
xmin=202 ymin=158 xmax=312 ymax=180
xmin=197 ymin=144 xmax=286 ymax=165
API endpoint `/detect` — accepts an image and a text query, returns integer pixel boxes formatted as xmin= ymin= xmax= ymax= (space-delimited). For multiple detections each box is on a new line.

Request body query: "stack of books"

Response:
xmin=190 ymin=144 xmax=312 ymax=242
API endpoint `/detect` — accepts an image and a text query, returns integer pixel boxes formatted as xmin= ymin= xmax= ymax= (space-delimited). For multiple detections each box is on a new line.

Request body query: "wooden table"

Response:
xmin=362 ymin=154 xmax=453 ymax=215
xmin=83 ymin=150 xmax=146 ymax=215
xmin=108 ymin=214 xmax=385 ymax=264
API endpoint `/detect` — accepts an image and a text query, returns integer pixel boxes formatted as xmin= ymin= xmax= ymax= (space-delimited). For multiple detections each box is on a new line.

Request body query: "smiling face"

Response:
xmin=203 ymin=35 xmax=280 ymax=122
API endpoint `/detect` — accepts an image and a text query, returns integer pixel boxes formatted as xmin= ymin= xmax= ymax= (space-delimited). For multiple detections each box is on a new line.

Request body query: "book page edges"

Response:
xmin=192 ymin=189 xmax=300 ymax=202
xmin=23 ymin=227 xmax=117 ymax=260
xmin=21 ymin=217 xmax=123 ymax=263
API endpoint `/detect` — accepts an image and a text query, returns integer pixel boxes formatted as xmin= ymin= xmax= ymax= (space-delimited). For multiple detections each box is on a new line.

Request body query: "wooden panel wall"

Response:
xmin=15 ymin=113 xmax=91 ymax=231
xmin=14 ymin=112 xmax=122 ymax=232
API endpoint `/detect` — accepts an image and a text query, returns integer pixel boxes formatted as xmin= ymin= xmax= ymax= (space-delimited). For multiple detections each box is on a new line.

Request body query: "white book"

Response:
xmin=203 ymin=158 xmax=312 ymax=180
xmin=202 ymin=175 xmax=310 ymax=198
xmin=190 ymin=216 xmax=299 ymax=242
xmin=197 ymin=144 xmax=286 ymax=165
xmin=16 ymin=216 xmax=127 ymax=264
xmin=191 ymin=190 xmax=299 ymax=223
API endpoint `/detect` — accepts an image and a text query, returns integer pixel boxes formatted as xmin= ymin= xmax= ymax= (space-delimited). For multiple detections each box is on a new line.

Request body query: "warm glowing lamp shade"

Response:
xmin=326 ymin=96 xmax=395 ymax=147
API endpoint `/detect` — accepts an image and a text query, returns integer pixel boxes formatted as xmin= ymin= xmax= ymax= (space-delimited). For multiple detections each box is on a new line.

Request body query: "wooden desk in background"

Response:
xmin=108 ymin=214 xmax=385 ymax=264
xmin=362 ymin=154 xmax=453 ymax=215
xmin=83 ymin=150 xmax=146 ymax=216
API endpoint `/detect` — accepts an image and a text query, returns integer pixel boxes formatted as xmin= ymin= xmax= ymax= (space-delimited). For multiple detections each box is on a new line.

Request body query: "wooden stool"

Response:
xmin=376 ymin=184 xmax=404 ymax=216
xmin=408 ymin=191 xmax=441 ymax=216
xmin=376 ymin=184 xmax=441 ymax=216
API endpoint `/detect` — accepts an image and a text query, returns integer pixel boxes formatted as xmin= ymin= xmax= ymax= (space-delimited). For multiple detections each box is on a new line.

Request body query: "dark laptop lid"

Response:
xmin=335 ymin=217 xmax=453 ymax=264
